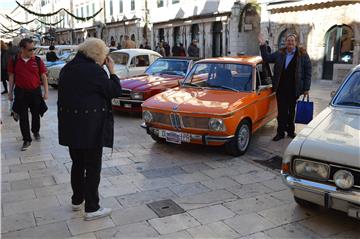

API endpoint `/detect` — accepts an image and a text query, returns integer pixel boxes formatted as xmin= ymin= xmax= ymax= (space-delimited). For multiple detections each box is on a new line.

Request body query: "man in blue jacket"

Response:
xmin=258 ymin=33 xmax=312 ymax=141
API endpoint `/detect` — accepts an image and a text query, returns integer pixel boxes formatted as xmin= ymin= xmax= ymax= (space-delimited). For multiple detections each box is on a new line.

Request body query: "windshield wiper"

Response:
xmin=337 ymin=101 xmax=360 ymax=106
xmin=182 ymin=82 xmax=200 ymax=88
xmin=159 ymin=71 xmax=185 ymax=76
xmin=208 ymin=85 xmax=239 ymax=92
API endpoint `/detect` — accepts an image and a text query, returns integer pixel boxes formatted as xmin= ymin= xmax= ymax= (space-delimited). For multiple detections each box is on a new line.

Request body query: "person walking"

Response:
xmin=187 ymin=39 xmax=199 ymax=57
xmin=46 ymin=45 xmax=59 ymax=62
xmin=1 ymin=40 xmax=9 ymax=94
xmin=258 ymin=33 xmax=312 ymax=141
xmin=57 ymin=38 xmax=122 ymax=221
xmin=7 ymin=38 xmax=48 ymax=151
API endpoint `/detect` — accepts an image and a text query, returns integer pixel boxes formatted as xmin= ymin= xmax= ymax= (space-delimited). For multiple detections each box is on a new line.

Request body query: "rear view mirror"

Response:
xmin=330 ymin=90 xmax=336 ymax=98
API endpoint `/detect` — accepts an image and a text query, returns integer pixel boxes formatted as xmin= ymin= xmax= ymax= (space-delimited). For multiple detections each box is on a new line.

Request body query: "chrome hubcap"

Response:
xmin=237 ymin=125 xmax=250 ymax=151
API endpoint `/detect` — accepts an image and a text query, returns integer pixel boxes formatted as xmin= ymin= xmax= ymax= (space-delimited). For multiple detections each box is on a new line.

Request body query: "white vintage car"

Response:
xmin=109 ymin=49 xmax=161 ymax=78
xmin=281 ymin=64 xmax=360 ymax=219
xmin=47 ymin=52 xmax=77 ymax=88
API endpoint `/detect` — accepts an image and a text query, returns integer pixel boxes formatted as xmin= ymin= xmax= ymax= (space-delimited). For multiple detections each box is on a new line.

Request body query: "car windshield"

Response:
xmin=182 ymin=62 xmax=253 ymax=92
xmin=110 ymin=52 xmax=129 ymax=65
xmin=145 ymin=59 xmax=190 ymax=76
xmin=333 ymin=71 xmax=360 ymax=107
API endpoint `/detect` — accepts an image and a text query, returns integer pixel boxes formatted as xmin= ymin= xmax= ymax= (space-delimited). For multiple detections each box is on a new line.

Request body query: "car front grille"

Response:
xmin=150 ymin=113 xmax=209 ymax=130
xmin=182 ymin=116 xmax=209 ymax=129
xmin=120 ymin=89 xmax=131 ymax=99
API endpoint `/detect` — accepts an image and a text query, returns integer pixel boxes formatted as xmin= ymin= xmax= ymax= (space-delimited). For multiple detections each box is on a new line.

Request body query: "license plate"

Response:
xmin=158 ymin=130 xmax=190 ymax=144
xmin=124 ymin=103 xmax=132 ymax=108
xmin=112 ymin=99 xmax=121 ymax=106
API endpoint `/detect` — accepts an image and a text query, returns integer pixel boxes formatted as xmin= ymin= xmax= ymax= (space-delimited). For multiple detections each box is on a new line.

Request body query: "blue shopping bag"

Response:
xmin=295 ymin=95 xmax=313 ymax=124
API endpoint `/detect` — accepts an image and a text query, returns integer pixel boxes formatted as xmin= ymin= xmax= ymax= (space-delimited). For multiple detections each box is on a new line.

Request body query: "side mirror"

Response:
xmin=330 ymin=90 xmax=336 ymax=98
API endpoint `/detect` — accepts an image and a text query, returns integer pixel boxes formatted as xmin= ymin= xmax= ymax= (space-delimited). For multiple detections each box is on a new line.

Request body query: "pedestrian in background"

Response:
xmin=46 ymin=45 xmax=59 ymax=62
xmin=109 ymin=40 xmax=117 ymax=52
xmin=1 ymin=40 xmax=9 ymax=94
xmin=258 ymin=33 xmax=312 ymax=141
xmin=188 ymin=39 xmax=199 ymax=57
xmin=179 ymin=43 xmax=186 ymax=57
xmin=123 ymin=35 xmax=136 ymax=49
xmin=7 ymin=38 xmax=49 ymax=151
xmin=57 ymin=38 xmax=122 ymax=221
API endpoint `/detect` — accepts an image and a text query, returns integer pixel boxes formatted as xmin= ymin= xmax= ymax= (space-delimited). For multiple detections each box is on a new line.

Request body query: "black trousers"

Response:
xmin=69 ymin=147 xmax=103 ymax=213
xmin=14 ymin=87 xmax=41 ymax=142
xmin=276 ymin=92 xmax=297 ymax=136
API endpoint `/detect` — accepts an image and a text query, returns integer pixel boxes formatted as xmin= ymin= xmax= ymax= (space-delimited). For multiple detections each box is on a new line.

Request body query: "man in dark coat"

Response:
xmin=187 ymin=39 xmax=200 ymax=57
xmin=58 ymin=38 xmax=122 ymax=220
xmin=258 ymin=33 xmax=312 ymax=141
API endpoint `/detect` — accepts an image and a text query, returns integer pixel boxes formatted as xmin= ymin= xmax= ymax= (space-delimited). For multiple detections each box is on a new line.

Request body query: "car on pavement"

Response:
xmin=141 ymin=56 xmax=276 ymax=156
xmin=281 ymin=64 xmax=360 ymax=219
xmin=109 ymin=49 xmax=161 ymax=79
xmin=47 ymin=52 xmax=77 ymax=88
xmin=35 ymin=45 xmax=77 ymax=61
xmin=111 ymin=57 xmax=197 ymax=112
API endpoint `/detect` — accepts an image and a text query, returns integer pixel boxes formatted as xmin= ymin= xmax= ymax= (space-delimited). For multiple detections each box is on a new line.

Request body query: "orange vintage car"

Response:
xmin=141 ymin=56 xmax=277 ymax=156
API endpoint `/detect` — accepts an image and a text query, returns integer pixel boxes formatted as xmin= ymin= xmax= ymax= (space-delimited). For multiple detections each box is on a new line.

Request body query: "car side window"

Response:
xmin=256 ymin=63 xmax=272 ymax=88
xmin=131 ymin=55 xmax=150 ymax=67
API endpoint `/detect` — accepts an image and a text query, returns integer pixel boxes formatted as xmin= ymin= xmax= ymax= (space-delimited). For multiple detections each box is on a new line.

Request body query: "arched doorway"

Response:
xmin=191 ymin=24 xmax=199 ymax=41
xmin=278 ymin=29 xmax=288 ymax=49
xmin=173 ymin=26 xmax=180 ymax=46
xmin=212 ymin=22 xmax=222 ymax=57
xmin=131 ymin=34 xmax=136 ymax=42
xmin=323 ymin=25 xmax=354 ymax=80
xmin=158 ymin=28 xmax=165 ymax=43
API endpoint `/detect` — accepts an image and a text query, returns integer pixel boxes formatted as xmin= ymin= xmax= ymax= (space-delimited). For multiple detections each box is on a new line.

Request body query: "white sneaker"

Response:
xmin=84 ymin=207 xmax=112 ymax=221
xmin=72 ymin=203 xmax=83 ymax=211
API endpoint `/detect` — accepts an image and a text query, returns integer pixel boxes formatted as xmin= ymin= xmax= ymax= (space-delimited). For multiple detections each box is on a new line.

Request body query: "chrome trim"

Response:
xmin=116 ymin=98 xmax=144 ymax=104
xmin=329 ymin=164 xmax=360 ymax=173
xmin=281 ymin=172 xmax=360 ymax=206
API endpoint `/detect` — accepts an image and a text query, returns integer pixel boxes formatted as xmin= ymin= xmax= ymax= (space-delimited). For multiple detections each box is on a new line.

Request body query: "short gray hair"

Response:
xmin=77 ymin=38 xmax=109 ymax=65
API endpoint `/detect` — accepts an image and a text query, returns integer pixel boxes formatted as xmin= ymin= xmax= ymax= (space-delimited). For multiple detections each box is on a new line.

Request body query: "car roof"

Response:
xmin=197 ymin=56 xmax=263 ymax=66
xmin=159 ymin=57 xmax=199 ymax=61
xmin=111 ymin=48 xmax=161 ymax=56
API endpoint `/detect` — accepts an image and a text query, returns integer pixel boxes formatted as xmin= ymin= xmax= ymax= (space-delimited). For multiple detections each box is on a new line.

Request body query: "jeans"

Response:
xmin=69 ymin=147 xmax=103 ymax=213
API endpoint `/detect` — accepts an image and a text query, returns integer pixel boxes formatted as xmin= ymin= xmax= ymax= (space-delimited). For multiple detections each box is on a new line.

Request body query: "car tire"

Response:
xmin=150 ymin=133 xmax=166 ymax=143
xmin=294 ymin=196 xmax=318 ymax=208
xmin=225 ymin=119 xmax=251 ymax=156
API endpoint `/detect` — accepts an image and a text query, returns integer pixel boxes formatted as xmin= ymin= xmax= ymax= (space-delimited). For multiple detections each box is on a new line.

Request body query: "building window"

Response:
xmin=119 ymin=0 xmax=123 ymax=13
xmin=172 ymin=0 xmax=180 ymax=3
xmin=76 ymin=8 xmax=79 ymax=23
xmin=131 ymin=0 xmax=135 ymax=10
xmin=110 ymin=0 xmax=113 ymax=15
xmin=92 ymin=3 xmax=95 ymax=14
xmin=81 ymin=7 xmax=84 ymax=17
xmin=157 ymin=0 xmax=164 ymax=7
xmin=86 ymin=5 xmax=89 ymax=17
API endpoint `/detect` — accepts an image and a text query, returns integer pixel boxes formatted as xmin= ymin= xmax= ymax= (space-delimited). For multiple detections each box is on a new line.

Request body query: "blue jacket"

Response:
xmin=260 ymin=45 xmax=312 ymax=97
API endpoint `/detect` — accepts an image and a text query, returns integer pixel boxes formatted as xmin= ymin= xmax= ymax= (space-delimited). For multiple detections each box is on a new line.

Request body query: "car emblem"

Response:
xmin=173 ymin=105 xmax=179 ymax=111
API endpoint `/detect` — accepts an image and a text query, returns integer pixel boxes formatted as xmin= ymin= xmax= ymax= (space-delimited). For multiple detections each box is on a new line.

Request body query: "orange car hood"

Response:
xmin=142 ymin=87 xmax=252 ymax=115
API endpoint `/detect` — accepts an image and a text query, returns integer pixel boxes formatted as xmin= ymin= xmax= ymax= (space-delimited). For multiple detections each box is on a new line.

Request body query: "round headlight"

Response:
xmin=143 ymin=110 xmax=153 ymax=123
xmin=208 ymin=118 xmax=225 ymax=131
xmin=334 ymin=170 xmax=354 ymax=190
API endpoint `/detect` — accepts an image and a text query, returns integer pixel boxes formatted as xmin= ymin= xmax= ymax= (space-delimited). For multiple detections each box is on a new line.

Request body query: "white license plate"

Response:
xmin=112 ymin=99 xmax=121 ymax=106
xmin=124 ymin=103 xmax=132 ymax=108
xmin=158 ymin=130 xmax=190 ymax=144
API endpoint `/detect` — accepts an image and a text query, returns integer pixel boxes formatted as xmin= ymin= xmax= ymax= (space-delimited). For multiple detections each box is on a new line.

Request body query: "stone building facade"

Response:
xmin=258 ymin=0 xmax=360 ymax=81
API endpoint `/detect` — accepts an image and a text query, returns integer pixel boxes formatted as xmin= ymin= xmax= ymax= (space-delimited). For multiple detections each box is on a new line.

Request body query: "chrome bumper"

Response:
xmin=281 ymin=172 xmax=360 ymax=217
xmin=141 ymin=123 xmax=234 ymax=144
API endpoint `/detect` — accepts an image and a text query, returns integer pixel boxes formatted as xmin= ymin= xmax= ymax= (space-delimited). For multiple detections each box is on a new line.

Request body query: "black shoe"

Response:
xmin=21 ymin=141 xmax=31 ymax=151
xmin=272 ymin=134 xmax=284 ymax=141
xmin=11 ymin=112 xmax=19 ymax=122
xmin=1 ymin=90 xmax=8 ymax=95
xmin=287 ymin=132 xmax=297 ymax=139
xmin=33 ymin=132 xmax=40 ymax=141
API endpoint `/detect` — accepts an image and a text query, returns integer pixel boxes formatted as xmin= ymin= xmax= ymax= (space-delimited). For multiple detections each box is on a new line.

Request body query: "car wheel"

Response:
xmin=225 ymin=119 xmax=251 ymax=156
xmin=294 ymin=196 xmax=318 ymax=208
xmin=150 ymin=133 xmax=166 ymax=143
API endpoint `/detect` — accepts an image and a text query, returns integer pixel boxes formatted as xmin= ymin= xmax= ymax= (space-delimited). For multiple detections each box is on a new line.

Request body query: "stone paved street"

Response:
xmin=1 ymin=80 xmax=359 ymax=238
